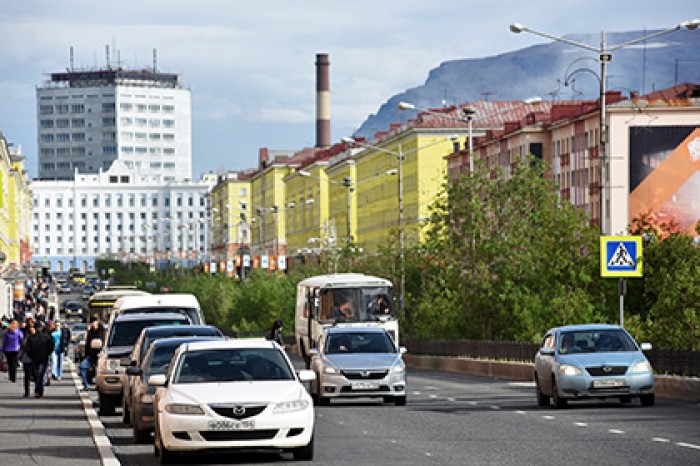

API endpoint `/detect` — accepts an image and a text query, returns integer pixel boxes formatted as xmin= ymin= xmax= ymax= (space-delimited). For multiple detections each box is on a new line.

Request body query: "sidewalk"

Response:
xmin=0 ymin=359 xmax=108 ymax=465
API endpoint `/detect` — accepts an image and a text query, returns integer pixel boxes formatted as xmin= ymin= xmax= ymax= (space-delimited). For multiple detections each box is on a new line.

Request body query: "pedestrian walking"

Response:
xmin=50 ymin=322 xmax=64 ymax=380
xmin=80 ymin=316 xmax=104 ymax=390
xmin=1 ymin=319 xmax=23 ymax=383
xmin=265 ymin=319 xmax=285 ymax=346
xmin=24 ymin=320 xmax=54 ymax=398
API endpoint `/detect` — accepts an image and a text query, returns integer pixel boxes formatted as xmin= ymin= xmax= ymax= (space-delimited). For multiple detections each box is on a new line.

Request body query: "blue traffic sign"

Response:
xmin=600 ymin=236 xmax=643 ymax=277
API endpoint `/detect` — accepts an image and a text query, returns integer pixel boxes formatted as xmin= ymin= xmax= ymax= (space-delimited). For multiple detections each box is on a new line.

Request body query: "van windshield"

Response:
xmin=121 ymin=307 xmax=201 ymax=325
xmin=318 ymin=287 xmax=394 ymax=322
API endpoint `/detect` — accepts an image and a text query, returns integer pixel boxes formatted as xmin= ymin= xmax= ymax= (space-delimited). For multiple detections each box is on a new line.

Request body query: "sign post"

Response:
xmin=600 ymin=236 xmax=643 ymax=327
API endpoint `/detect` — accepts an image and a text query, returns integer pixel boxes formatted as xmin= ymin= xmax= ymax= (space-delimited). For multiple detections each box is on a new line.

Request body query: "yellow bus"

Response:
xmin=87 ymin=289 xmax=151 ymax=323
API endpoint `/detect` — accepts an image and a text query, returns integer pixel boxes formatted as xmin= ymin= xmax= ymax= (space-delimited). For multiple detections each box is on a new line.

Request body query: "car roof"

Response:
xmin=550 ymin=324 xmax=623 ymax=333
xmin=115 ymin=293 xmax=199 ymax=311
xmin=113 ymin=312 xmax=190 ymax=323
xmin=141 ymin=325 xmax=220 ymax=336
xmin=179 ymin=338 xmax=276 ymax=352
xmin=325 ymin=326 xmax=389 ymax=335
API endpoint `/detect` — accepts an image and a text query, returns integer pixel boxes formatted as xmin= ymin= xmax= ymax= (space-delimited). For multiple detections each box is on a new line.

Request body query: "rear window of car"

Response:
xmin=140 ymin=328 xmax=222 ymax=361
xmin=172 ymin=348 xmax=294 ymax=384
xmin=108 ymin=319 xmax=188 ymax=347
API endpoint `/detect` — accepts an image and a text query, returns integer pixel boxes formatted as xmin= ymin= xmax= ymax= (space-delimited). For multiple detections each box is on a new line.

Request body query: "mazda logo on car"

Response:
xmin=233 ymin=406 xmax=246 ymax=416
xmin=602 ymin=366 xmax=612 ymax=373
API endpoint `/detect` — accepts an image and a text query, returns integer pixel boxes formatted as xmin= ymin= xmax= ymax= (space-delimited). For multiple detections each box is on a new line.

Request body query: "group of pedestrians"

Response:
xmin=1 ymin=313 xmax=71 ymax=398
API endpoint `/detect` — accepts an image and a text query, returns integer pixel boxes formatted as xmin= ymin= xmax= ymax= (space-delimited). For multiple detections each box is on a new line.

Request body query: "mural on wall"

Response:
xmin=629 ymin=126 xmax=700 ymax=235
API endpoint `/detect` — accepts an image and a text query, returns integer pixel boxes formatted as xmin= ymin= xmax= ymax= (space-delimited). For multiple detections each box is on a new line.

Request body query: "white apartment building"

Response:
xmin=30 ymin=162 xmax=214 ymax=272
xmin=36 ymin=68 xmax=191 ymax=181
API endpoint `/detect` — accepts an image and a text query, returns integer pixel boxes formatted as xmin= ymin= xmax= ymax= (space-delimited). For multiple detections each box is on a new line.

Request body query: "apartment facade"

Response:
xmin=36 ymin=68 xmax=191 ymax=181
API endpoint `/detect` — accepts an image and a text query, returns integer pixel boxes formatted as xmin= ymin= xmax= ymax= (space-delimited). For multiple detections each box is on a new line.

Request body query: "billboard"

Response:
xmin=629 ymin=126 xmax=700 ymax=234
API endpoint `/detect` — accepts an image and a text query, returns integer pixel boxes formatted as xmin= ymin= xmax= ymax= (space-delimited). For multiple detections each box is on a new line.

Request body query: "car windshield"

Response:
xmin=559 ymin=329 xmax=637 ymax=354
xmin=172 ymin=348 xmax=294 ymax=384
xmin=147 ymin=345 xmax=181 ymax=375
xmin=325 ymin=331 xmax=396 ymax=354
xmin=108 ymin=320 xmax=187 ymax=347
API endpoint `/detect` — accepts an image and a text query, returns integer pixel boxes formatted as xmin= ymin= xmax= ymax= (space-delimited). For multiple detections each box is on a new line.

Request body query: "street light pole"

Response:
xmin=397 ymin=143 xmax=405 ymax=315
xmin=510 ymin=19 xmax=700 ymax=234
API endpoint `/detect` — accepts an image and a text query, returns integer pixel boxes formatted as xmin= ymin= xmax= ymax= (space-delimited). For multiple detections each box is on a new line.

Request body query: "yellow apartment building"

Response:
xmin=208 ymin=170 xmax=253 ymax=261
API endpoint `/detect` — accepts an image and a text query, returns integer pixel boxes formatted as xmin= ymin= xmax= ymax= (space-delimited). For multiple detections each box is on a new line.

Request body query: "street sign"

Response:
xmin=600 ymin=236 xmax=643 ymax=277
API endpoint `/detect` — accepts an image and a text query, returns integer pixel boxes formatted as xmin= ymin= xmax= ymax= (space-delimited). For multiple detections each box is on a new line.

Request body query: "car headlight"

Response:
xmin=390 ymin=364 xmax=405 ymax=373
xmin=323 ymin=365 xmax=339 ymax=374
xmin=272 ymin=399 xmax=310 ymax=414
xmin=106 ymin=359 xmax=120 ymax=371
xmin=559 ymin=364 xmax=582 ymax=376
xmin=165 ymin=403 xmax=205 ymax=415
xmin=629 ymin=360 xmax=652 ymax=373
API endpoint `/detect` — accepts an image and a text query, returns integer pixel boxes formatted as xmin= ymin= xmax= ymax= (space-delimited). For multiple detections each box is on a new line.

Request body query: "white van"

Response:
xmin=295 ymin=273 xmax=398 ymax=368
xmin=111 ymin=293 xmax=205 ymax=325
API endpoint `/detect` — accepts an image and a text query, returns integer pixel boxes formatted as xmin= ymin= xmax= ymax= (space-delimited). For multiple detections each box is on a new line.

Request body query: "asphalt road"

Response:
xmin=93 ymin=364 xmax=700 ymax=465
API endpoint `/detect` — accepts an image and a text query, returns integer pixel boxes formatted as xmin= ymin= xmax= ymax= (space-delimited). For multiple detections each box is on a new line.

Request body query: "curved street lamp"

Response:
xmin=509 ymin=19 xmax=700 ymax=234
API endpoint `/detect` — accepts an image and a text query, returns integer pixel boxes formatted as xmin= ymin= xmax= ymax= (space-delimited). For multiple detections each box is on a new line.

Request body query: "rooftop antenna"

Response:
xmin=153 ymin=48 xmax=157 ymax=72
xmin=69 ymin=46 xmax=74 ymax=71
xmin=105 ymin=44 xmax=111 ymax=69
xmin=481 ymin=91 xmax=495 ymax=101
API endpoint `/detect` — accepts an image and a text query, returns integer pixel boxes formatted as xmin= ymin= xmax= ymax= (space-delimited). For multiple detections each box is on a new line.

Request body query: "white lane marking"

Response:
xmin=652 ymin=437 xmax=670 ymax=443
xmin=574 ymin=422 xmax=588 ymax=427
xmin=363 ymin=431 xmax=368 ymax=435
xmin=515 ymin=410 xmax=526 ymax=415
xmin=426 ymin=452 xmax=433 ymax=457
xmin=412 ymin=391 xmax=422 ymax=396
xmin=467 ymin=401 xmax=478 ymax=405
xmin=391 ymin=440 xmax=397 ymax=444
xmin=508 ymin=382 xmax=535 ymax=387
xmin=429 ymin=394 xmax=438 ymax=399
xmin=609 ymin=429 xmax=626 ymax=435
xmin=424 ymin=385 xmax=439 ymax=390
xmin=542 ymin=415 xmax=555 ymax=420
xmin=447 ymin=397 xmax=456 ymax=402
xmin=338 ymin=421 xmax=344 ymax=425
xmin=676 ymin=442 xmax=700 ymax=450
xmin=489 ymin=405 xmax=500 ymax=410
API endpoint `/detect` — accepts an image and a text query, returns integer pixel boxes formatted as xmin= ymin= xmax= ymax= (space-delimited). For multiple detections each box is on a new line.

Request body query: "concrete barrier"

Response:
xmin=404 ymin=354 xmax=700 ymax=403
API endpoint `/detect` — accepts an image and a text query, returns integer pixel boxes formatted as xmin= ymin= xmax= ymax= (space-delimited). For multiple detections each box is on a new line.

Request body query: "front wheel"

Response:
xmin=394 ymin=396 xmax=407 ymax=406
xmin=292 ymin=435 xmax=314 ymax=461
xmin=640 ymin=394 xmax=655 ymax=407
xmin=535 ymin=375 xmax=550 ymax=407
xmin=552 ymin=378 xmax=567 ymax=409
xmin=122 ymin=396 xmax=132 ymax=425
xmin=98 ymin=392 xmax=116 ymax=416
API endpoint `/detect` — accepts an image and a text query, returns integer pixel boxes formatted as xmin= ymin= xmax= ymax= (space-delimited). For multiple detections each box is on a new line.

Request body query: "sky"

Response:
xmin=1 ymin=0 xmax=697 ymax=178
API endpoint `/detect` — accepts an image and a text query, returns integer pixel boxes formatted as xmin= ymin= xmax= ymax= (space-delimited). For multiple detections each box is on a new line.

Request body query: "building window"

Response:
xmin=102 ymin=102 xmax=115 ymax=112
xmin=41 ymin=134 xmax=54 ymax=143
xmin=72 ymin=118 xmax=85 ymax=127
xmin=163 ymin=133 xmax=175 ymax=141
xmin=71 ymin=104 xmax=85 ymax=113
xmin=162 ymin=105 xmax=174 ymax=113
xmin=163 ymin=119 xmax=175 ymax=128
xmin=121 ymin=146 xmax=134 ymax=154
xmin=135 ymin=147 xmax=147 ymax=154
xmin=40 ymin=105 xmax=53 ymax=115
xmin=103 ymin=146 xmax=117 ymax=155
xmin=163 ymin=148 xmax=175 ymax=155
xmin=120 ymin=102 xmax=133 ymax=111
xmin=56 ymin=104 xmax=69 ymax=114
xmin=120 ymin=117 xmax=133 ymax=126
xmin=57 ymin=133 xmax=70 ymax=142
xmin=40 ymin=148 xmax=55 ymax=157
xmin=135 ymin=132 xmax=147 ymax=141
xmin=40 ymin=119 xmax=54 ymax=129
xmin=148 ymin=104 xmax=160 ymax=112
xmin=71 ymin=147 xmax=85 ymax=156
xmin=136 ymin=104 xmax=147 ymax=112
xmin=72 ymin=133 xmax=85 ymax=142
xmin=103 ymin=117 xmax=116 ymax=126
xmin=149 ymin=133 xmax=161 ymax=141
xmin=57 ymin=147 xmax=70 ymax=156
xmin=136 ymin=118 xmax=147 ymax=127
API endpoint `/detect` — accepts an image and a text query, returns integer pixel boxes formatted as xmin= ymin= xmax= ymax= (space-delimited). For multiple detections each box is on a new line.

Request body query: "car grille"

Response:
xmin=585 ymin=366 xmax=628 ymax=376
xmin=208 ymin=404 xmax=267 ymax=420
xmin=341 ymin=370 xmax=388 ymax=380
xmin=340 ymin=385 xmax=390 ymax=393
xmin=200 ymin=430 xmax=278 ymax=441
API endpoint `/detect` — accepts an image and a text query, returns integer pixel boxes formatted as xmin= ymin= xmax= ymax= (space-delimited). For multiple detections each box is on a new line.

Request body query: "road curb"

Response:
xmin=68 ymin=359 xmax=121 ymax=466
xmin=404 ymin=354 xmax=700 ymax=402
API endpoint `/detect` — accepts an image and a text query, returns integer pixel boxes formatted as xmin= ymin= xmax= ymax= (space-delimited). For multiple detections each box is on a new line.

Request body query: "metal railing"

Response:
xmin=402 ymin=339 xmax=700 ymax=377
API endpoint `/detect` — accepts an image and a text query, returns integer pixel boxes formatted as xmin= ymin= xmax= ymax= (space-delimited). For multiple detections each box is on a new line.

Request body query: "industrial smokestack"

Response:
xmin=315 ymin=53 xmax=330 ymax=148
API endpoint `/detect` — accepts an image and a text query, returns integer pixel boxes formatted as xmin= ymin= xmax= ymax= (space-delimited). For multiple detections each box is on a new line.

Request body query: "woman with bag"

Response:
xmin=1 ymin=319 xmax=23 ymax=382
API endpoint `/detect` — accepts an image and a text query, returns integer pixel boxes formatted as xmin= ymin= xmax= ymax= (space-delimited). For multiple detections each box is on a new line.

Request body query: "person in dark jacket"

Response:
xmin=79 ymin=316 xmax=105 ymax=390
xmin=59 ymin=323 xmax=71 ymax=357
xmin=1 ymin=319 xmax=23 ymax=383
xmin=266 ymin=319 xmax=285 ymax=346
xmin=24 ymin=320 xmax=54 ymax=398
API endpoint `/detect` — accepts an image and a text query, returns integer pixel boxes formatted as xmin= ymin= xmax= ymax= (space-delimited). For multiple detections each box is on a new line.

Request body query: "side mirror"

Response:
xmin=148 ymin=374 xmax=167 ymax=386
xmin=399 ymin=346 xmax=407 ymax=355
xmin=126 ymin=366 xmax=142 ymax=376
xmin=539 ymin=347 xmax=554 ymax=356
xmin=90 ymin=339 xmax=103 ymax=350
xmin=308 ymin=348 xmax=319 ymax=358
xmin=297 ymin=370 xmax=316 ymax=382
xmin=640 ymin=342 xmax=652 ymax=351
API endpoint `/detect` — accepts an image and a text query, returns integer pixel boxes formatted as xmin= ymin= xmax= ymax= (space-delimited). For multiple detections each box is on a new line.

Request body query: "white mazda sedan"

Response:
xmin=150 ymin=339 xmax=316 ymax=463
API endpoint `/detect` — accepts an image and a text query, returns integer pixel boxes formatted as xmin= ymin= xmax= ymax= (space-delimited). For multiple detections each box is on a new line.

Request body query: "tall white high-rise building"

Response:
xmin=36 ymin=67 xmax=191 ymax=181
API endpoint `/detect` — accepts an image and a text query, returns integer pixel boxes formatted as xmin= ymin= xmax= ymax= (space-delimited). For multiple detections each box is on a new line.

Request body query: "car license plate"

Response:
xmin=593 ymin=379 xmax=624 ymax=388
xmin=351 ymin=382 xmax=380 ymax=390
xmin=208 ymin=420 xmax=255 ymax=431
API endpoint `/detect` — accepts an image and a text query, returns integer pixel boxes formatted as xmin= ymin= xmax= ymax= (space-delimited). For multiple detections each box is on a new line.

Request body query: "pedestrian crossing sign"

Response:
xmin=600 ymin=236 xmax=643 ymax=277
